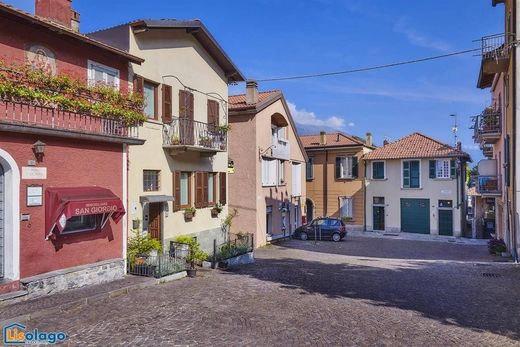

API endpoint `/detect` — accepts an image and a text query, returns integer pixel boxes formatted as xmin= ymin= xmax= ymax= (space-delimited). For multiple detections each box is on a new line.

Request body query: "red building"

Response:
xmin=0 ymin=0 xmax=145 ymax=298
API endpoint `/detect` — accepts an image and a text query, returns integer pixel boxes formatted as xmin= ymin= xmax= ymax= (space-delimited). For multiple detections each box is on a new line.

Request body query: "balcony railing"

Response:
xmin=0 ymin=99 xmax=139 ymax=138
xmin=271 ymin=139 xmax=290 ymax=160
xmin=476 ymin=175 xmax=501 ymax=195
xmin=163 ymin=117 xmax=227 ymax=152
xmin=472 ymin=107 xmax=501 ymax=144
xmin=480 ymin=33 xmax=509 ymax=61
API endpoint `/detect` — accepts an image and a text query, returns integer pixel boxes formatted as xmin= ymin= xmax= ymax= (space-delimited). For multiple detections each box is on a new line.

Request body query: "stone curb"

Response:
xmin=0 ymin=272 xmax=187 ymax=326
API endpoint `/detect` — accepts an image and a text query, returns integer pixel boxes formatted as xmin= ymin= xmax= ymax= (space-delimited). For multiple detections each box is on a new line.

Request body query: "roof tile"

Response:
xmin=300 ymin=132 xmax=366 ymax=148
xmin=228 ymin=90 xmax=280 ymax=110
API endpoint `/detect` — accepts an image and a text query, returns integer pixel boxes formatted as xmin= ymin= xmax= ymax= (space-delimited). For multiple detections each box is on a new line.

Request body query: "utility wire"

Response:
xmin=255 ymin=48 xmax=481 ymax=82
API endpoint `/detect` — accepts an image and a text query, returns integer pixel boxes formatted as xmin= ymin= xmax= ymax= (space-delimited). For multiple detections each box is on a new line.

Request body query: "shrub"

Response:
xmin=488 ymin=239 xmax=507 ymax=255
xmin=127 ymin=229 xmax=162 ymax=264
xmin=175 ymin=235 xmax=208 ymax=269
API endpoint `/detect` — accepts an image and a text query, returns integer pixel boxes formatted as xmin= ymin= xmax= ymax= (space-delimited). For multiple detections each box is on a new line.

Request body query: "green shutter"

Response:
xmin=335 ymin=157 xmax=341 ymax=179
xmin=429 ymin=160 xmax=436 ymax=179
xmin=352 ymin=156 xmax=358 ymax=178
xmin=450 ymin=160 xmax=456 ymax=178
xmin=403 ymin=161 xmax=410 ymax=187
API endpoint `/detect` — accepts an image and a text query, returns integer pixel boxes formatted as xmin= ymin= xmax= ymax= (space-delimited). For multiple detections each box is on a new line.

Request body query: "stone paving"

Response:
xmin=3 ymin=236 xmax=520 ymax=346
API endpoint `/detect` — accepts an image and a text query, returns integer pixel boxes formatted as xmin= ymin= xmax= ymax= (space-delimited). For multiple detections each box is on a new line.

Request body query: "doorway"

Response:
xmin=148 ymin=203 xmax=162 ymax=240
xmin=306 ymin=199 xmax=314 ymax=222
xmin=373 ymin=206 xmax=385 ymax=231
xmin=438 ymin=200 xmax=453 ymax=236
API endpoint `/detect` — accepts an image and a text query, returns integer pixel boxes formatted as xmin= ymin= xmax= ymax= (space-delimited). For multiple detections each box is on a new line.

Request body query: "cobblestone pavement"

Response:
xmin=7 ymin=236 xmax=520 ymax=346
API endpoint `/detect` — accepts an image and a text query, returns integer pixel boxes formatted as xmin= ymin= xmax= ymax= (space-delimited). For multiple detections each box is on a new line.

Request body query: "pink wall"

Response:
xmin=0 ymin=132 xmax=123 ymax=278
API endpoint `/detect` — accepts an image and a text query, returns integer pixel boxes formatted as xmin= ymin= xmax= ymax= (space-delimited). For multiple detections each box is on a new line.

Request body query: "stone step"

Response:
xmin=0 ymin=290 xmax=27 ymax=303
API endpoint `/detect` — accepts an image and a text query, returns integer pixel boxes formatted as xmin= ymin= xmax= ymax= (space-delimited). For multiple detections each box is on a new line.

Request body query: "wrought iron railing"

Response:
xmin=163 ymin=117 xmax=227 ymax=151
xmin=0 ymin=99 xmax=140 ymax=138
xmin=208 ymin=233 xmax=254 ymax=263
xmin=480 ymin=33 xmax=509 ymax=60
xmin=127 ymin=250 xmax=187 ymax=278
xmin=476 ymin=175 xmax=501 ymax=195
xmin=472 ymin=108 xmax=501 ymax=141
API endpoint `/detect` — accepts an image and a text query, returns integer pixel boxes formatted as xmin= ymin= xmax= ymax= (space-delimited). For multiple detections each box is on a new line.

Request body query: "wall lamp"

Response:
xmin=33 ymin=140 xmax=46 ymax=161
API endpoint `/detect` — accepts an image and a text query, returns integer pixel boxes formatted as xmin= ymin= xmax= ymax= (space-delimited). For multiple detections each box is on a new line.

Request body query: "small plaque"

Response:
xmin=27 ymin=185 xmax=43 ymax=206
xmin=22 ymin=167 xmax=47 ymax=180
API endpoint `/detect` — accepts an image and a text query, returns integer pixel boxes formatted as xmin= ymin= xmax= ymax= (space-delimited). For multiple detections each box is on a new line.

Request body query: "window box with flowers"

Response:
xmin=184 ymin=207 xmax=196 ymax=221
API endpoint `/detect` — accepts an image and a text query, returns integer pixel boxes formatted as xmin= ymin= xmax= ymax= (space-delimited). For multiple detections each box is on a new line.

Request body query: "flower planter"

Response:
xmin=211 ymin=208 xmax=221 ymax=218
xmin=186 ymin=268 xmax=198 ymax=278
xmin=184 ymin=211 xmax=195 ymax=221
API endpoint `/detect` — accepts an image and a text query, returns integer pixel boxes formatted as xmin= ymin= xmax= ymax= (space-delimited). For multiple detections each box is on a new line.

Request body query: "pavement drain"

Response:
xmin=383 ymin=234 xmax=399 ymax=237
xmin=481 ymin=273 xmax=501 ymax=278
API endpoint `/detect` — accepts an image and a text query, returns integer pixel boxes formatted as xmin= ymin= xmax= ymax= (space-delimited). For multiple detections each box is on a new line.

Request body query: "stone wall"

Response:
xmin=21 ymin=259 xmax=125 ymax=298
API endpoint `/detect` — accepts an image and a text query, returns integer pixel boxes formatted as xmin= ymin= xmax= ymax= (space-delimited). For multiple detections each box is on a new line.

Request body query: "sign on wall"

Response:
xmin=22 ymin=167 xmax=47 ymax=180
xmin=27 ymin=185 xmax=43 ymax=207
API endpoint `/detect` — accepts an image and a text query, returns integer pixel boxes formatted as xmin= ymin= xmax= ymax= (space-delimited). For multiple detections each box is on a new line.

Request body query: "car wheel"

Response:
xmin=332 ymin=233 xmax=341 ymax=242
xmin=300 ymin=232 xmax=308 ymax=241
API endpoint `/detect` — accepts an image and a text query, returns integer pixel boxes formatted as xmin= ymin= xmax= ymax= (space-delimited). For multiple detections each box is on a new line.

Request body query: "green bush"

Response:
xmin=175 ymin=235 xmax=208 ymax=269
xmin=127 ymin=229 xmax=162 ymax=263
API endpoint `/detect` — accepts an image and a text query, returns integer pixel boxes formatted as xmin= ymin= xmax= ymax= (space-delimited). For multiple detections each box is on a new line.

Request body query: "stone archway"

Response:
xmin=0 ymin=148 xmax=20 ymax=281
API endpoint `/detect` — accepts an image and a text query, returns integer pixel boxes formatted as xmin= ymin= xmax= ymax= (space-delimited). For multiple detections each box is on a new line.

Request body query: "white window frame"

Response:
xmin=292 ymin=162 xmax=302 ymax=197
xmin=435 ymin=159 xmax=450 ymax=179
xmin=339 ymin=196 xmax=353 ymax=219
xmin=371 ymin=160 xmax=386 ymax=180
xmin=278 ymin=160 xmax=285 ymax=185
xmin=87 ymin=60 xmax=120 ymax=90
xmin=401 ymin=159 xmax=422 ymax=189
xmin=337 ymin=156 xmax=353 ymax=179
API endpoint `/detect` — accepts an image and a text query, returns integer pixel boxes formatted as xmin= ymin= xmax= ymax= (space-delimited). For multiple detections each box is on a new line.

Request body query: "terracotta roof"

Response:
xmin=0 ymin=2 xmax=143 ymax=64
xmin=228 ymin=90 xmax=281 ymax=110
xmin=300 ymin=132 xmax=367 ymax=148
xmin=364 ymin=132 xmax=470 ymax=160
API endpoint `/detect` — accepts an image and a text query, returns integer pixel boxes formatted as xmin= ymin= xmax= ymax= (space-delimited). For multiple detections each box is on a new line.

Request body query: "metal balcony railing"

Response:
xmin=0 ymin=99 xmax=140 ymax=138
xmin=480 ymin=33 xmax=509 ymax=60
xmin=472 ymin=107 xmax=501 ymax=144
xmin=476 ymin=175 xmax=501 ymax=195
xmin=163 ymin=117 xmax=227 ymax=151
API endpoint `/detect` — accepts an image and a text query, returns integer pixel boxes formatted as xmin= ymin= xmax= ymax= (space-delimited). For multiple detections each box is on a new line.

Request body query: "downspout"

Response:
xmin=324 ymin=150 xmax=328 ymax=216
xmin=363 ymin=156 xmax=367 ymax=232
xmin=512 ymin=0 xmax=519 ymax=262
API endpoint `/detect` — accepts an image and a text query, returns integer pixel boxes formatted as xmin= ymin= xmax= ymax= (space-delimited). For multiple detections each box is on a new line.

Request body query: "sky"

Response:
xmin=5 ymin=0 xmax=504 ymax=162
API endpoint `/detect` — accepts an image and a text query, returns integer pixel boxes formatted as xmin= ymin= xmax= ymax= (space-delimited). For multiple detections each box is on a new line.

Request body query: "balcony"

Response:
xmin=481 ymin=144 xmax=494 ymax=158
xmin=271 ymin=139 xmax=290 ymax=160
xmin=0 ymin=99 xmax=141 ymax=143
xmin=163 ymin=117 xmax=227 ymax=157
xmin=477 ymin=34 xmax=511 ymax=88
xmin=473 ymin=107 xmax=502 ymax=144
xmin=476 ymin=175 xmax=502 ymax=196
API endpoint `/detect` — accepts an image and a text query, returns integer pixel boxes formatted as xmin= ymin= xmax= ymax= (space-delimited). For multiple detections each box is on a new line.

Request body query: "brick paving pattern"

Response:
xmin=4 ymin=236 xmax=520 ymax=346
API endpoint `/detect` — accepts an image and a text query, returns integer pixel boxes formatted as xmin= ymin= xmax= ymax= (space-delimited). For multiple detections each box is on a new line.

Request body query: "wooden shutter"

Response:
xmin=133 ymin=75 xmax=144 ymax=96
xmin=179 ymin=90 xmax=187 ymax=117
xmin=203 ymin=172 xmax=209 ymax=207
xmin=335 ymin=157 xmax=341 ymax=179
xmin=450 ymin=160 xmax=456 ymax=178
xmin=162 ymin=84 xmax=172 ymax=123
xmin=351 ymin=156 xmax=358 ymax=178
xmin=173 ymin=171 xmax=180 ymax=211
xmin=429 ymin=160 xmax=436 ymax=179
xmin=189 ymin=92 xmax=194 ymax=119
xmin=207 ymin=100 xmax=219 ymax=127
xmin=195 ymin=172 xmax=204 ymax=208
xmin=219 ymin=172 xmax=227 ymax=205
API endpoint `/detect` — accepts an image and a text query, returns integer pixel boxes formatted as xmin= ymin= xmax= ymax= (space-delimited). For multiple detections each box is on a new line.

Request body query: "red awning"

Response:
xmin=45 ymin=187 xmax=126 ymax=239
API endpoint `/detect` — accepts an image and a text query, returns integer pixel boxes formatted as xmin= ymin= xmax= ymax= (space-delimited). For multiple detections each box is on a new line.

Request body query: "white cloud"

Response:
xmin=393 ymin=17 xmax=451 ymax=52
xmin=287 ymin=101 xmax=353 ymax=129
xmin=462 ymin=144 xmax=480 ymax=151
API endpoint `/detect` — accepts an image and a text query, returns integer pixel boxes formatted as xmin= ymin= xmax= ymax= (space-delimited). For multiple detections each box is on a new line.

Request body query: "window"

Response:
xmin=373 ymin=197 xmax=385 ymax=205
xmin=277 ymin=127 xmax=286 ymax=142
xmin=278 ymin=160 xmax=285 ymax=185
xmin=435 ymin=160 xmax=450 ymax=179
xmin=339 ymin=197 xmax=353 ymax=218
xmin=403 ymin=160 xmax=420 ymax=188
xmin=62 ymin=215 xmax=98 ymax=233
xmin=292 ymin=162 xmax=302 ymax=197
xmin=88 ymin=60 xmax=120 ymax=89
xmin=306 ymin=158 xmax=314 ymax=180
xmin=262 ymin=158 xmax=277 ymax=186
xmin=180 ymin=172 xmax=190 ymax=207
xmin=143 ymin=170 xmax=160 ymax=192
xmin=372 ymin=161 xmax=385 ymax=179
xmin=335 ymin=156 xmax=358 ymax=179
xmin=266 ymin=205 xmax=273 ymax=234
xmin=208 ymin=173 xmax=215 ymax=204
xmin=144 ymin=82 xmax=158 ymax=118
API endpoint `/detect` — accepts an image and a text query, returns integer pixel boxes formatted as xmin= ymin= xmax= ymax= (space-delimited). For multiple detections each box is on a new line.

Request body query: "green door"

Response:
xmin=439 ymin=209 xmax=453 ymax=236
xmin=373 ymin=206 xmax=385 ymax=231
xmin=401 ymin=198 xmax=430 ymax=234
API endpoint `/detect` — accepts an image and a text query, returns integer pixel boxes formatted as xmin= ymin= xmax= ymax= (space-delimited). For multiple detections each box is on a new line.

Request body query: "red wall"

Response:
xmin=0 ymin=132 xmax=124 ymax=278
xmin=0 ymin=12 xmax=130 ymax=93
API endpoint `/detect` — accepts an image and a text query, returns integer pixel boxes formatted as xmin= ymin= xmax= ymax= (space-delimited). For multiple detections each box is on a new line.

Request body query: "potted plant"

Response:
xmin=175 ymin=235 xmax=208 ymax=277
xmin=198 ymin=135 xmax=213 ymax=147
xmin=218 ymin=124 xmax=231 ymax=133
xmin=211 ymin=203 xmax=223 ymax=217
xmin=127 ymin=229 xmax=162 ymax=274
xmin=170 ymin=135 xmax=180 ymax=145
xmin=184 ymin=207 xmax=196 ymax=221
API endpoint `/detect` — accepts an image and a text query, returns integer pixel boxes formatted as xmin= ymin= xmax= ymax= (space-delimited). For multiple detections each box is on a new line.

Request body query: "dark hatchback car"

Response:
xmin=293 ymin=217 xmax=346 ymax=242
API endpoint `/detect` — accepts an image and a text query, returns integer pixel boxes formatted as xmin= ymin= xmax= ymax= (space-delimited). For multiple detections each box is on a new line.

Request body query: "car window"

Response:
xmin=311 ymin=219 xmax=327 ymax=226
xmin=328 ymin=219 xmax=341 ymax=226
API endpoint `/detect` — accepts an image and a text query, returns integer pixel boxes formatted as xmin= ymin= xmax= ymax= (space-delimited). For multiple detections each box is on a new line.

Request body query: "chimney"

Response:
xmin=336 ymin=133 xmax=340 ymax=142
xmin=457 ymin=141 xmax=462 ymax=151
xmin=35 ymin=0 xmax=80 ymax=31
xmin=320 ymin=131 xmax=327 ymax=145
xmin=246 ymin=80 xmax=258 ymax=105
xmin=383 ymin=139 xmax=389 ymax=146
xmin=366 ymin=132 xmax=373 ymax=147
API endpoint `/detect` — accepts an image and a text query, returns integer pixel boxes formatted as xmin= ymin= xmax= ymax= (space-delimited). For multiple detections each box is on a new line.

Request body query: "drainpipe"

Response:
xmin=363 ymin=158 xmax=367 ymax=232
xmin=513 ymin=0 xmax=519 ymax=262
xmin=324 ymin=150 xmax=328 ymax=216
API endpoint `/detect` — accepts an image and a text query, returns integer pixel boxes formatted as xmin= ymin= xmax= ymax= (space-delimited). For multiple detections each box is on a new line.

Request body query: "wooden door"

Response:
xmin=148 ymin=203 xmax=162 ymax=240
